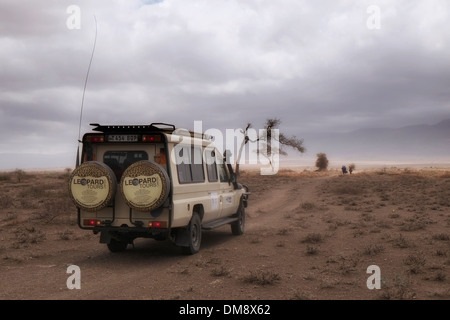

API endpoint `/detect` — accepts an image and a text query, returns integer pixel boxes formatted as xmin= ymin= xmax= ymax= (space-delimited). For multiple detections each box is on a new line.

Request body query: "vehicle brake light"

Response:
xmin=149 ymin=221 xmax=167 ymax=228
xmin=83 ymin=219 xmax=101 ymax=226
xmin=142 ymin=135 xmax=161 ymax=143
xmin=85 ymin=135 xmax=105 ymax=143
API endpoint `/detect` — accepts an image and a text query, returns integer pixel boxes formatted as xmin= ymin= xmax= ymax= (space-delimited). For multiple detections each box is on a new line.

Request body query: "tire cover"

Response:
xmin=68 ymin=161 xmax=117 ymax=212
xmin=120 ymin=160 xmax=170 ymax=212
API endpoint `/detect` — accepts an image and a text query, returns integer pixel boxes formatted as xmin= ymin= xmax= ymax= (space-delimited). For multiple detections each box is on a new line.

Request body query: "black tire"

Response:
xmin=182 ymin=213 xmax=202 ymax=255
xmin=107 ymin=238 xmax=128 ymax=252
xmin=231 ymin=199 xmax=245 ymax=235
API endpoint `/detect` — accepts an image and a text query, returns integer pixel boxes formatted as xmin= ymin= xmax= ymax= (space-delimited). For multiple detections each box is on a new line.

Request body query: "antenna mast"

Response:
xmin=76 ymin=15 xmax=98 ymax=167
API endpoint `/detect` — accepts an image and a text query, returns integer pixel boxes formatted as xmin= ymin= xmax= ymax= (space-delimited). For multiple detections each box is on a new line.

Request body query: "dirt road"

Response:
xmin=1 ymin=169 xmax=449 ymax=300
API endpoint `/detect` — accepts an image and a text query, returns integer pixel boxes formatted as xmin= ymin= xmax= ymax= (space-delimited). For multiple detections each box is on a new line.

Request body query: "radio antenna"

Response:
xmin=76 ymin=15 xmax=97 ymax=167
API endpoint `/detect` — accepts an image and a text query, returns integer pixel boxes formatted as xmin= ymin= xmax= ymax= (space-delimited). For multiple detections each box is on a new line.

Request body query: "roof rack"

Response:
xmin=90 ymin=122 xmax=176 ymax=133
xmin=88 ymin=122 xmax=214 ymax=140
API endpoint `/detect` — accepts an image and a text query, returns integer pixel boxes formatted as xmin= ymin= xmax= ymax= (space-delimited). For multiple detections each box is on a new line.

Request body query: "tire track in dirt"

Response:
xmin=245 ymin=176 xmax=327 ymax=233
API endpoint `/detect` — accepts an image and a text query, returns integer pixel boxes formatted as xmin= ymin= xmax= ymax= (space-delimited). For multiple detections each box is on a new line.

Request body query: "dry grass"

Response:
xmin=1 ymin=167 xmax=450 ymax=300
xmin=242 ymin=269 xmax=281 ymax=286
xmin=301 ymin=233 xmax=323 ymax=244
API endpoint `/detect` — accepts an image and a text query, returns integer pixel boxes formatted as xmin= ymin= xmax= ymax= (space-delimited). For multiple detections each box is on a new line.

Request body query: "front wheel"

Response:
xmin=231 ymin=200 xmax=245 ymax=235
xmin=182 ymin=213 xmax=202 ymax=255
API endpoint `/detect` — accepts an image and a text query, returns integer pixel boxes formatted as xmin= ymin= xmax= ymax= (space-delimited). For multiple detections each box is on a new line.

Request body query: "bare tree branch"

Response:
xmin=235 ymin=118 xmax=306 ymax=175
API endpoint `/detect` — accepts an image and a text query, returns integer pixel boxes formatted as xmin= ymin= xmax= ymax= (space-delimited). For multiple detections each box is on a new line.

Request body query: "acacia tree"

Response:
xmin=234 ymin=118 xmax=305 ymax=175
xmin=315 ymin=153 xmax=329 ymax=171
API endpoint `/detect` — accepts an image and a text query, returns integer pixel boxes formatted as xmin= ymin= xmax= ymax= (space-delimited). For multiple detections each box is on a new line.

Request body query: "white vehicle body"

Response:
xmin=69 ymin=123 xmax=249 ymax=254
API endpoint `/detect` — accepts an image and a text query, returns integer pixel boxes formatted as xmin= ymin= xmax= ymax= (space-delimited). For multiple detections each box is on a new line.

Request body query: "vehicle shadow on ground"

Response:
xmin=76 ymin=227 xmax=239 ymax=265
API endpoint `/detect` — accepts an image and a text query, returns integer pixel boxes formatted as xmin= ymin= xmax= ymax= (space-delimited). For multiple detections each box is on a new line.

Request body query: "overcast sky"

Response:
xmin=1 ymin=0 xmax=449 ymax=170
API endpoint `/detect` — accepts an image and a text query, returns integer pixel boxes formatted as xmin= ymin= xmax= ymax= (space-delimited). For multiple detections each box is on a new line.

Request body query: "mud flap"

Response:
xmin=99 ymin=231 xmax=112 ymax=244
xmin=174 ymin=227 xmax=189 ymax=247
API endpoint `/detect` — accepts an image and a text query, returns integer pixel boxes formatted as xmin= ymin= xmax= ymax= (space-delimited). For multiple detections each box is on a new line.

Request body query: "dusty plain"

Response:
xmin=0 ymin=166 xmax=449 ymax=300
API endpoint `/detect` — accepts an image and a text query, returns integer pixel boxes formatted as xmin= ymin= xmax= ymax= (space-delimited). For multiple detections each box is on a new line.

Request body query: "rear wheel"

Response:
xmin=182 ymin=213 xmax=202 ymax=255
xmin=107 ymin=238 xmax=128 ymax=252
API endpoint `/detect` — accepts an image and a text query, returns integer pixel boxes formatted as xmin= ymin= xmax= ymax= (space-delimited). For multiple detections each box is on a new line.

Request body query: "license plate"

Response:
xmin=108 ymin=135 xmax=139 ymax=142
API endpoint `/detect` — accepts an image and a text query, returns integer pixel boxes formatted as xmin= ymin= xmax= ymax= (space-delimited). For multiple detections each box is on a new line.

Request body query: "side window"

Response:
xmin=176 ymin=147 xmax=192 ymax=183
xmin=191 ymin=147 xmax=205 ymax=182
xmin=205 ymin=148 xmax=218 ymax=182
xmin=176 ymin=146 xmax=205 ymax=184
xmin=104 ymin=151 xmax=148 ymax=181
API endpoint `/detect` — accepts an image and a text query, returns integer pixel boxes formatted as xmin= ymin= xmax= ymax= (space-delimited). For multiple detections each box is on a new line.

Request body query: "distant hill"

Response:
xmin=301 ymin=119 xmax=450 ymax=163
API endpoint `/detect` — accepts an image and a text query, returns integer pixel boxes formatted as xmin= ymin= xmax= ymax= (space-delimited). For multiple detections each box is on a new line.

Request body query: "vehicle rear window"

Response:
xmin=104 ymin=151 xmax=148 ymax=181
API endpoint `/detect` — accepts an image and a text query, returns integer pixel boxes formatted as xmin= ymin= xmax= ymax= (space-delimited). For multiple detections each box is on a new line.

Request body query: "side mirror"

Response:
xmin=230 ymin=172 xmax=237 ymax=184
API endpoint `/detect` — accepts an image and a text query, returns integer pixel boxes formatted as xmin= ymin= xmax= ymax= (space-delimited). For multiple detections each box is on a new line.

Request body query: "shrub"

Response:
xmin=211 ymin=266 xmax=230 ymax=277
xmin=0 ymin=172 xmax=12 ymax=182
xmin=315 ymin=153 xmax=329 ymax=171
xmin=302 ymin=233 xmax=323 ymax=244
xmin=404 ymin=254 xmax=426 ymax=274
xmin=14 ymin=169 xmax=26 ymax=183
xmin=242 ymin=270 xmax=281 ymax=286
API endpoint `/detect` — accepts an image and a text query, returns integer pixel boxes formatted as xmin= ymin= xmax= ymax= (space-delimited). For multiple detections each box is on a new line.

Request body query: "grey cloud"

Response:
xmin=1 ymin=0 xmax=450 ymax=170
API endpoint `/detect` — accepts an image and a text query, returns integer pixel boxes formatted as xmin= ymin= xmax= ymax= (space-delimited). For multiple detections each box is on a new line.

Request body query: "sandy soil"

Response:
xmin=0 ymin=167 xmax=449 ymax=300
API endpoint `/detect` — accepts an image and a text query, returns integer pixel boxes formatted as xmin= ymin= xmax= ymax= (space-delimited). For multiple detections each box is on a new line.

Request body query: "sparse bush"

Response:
xmin=14 ymin=169 xmax=26 ymax=183
xmin=404 ymin=254 xmax=426 ymax=274
xmin=332 ymin=185 xmax=364 ymax=196
xmin=380 ymin=275 xmax=416 ymax=300
xmin=0 ymin=172 xmax=12 ymax=182
xmin=315 ymin=153 xmax=329 ymax=171
xmin=337 ymin=256 xmax=359 ymax=275
xmin=211 ymin=266 xmax=230 ymax=277
xmin=390 ymin=234 xmax=411 ymax=248
xmin=242 ymin=270 xmax=281 ymax=286
xmin=400 ymin=214 xmax=430 ymax=231
xmin=276 ymin=241 xmax=286 ymax=247
xmin=363 ymin=244 xmax=385 ymax=256
xmin=435 ymin=249 xmax=447 ymax=257
xmin=302 ymin=233 xmax=323 ymax=244
xmin=389 ymin=213 xmax=400 ymax=219
xmin=58 ymin=229 xmax=74 ymax=240
xmin=306 ymin=245 xmax=318 ymax=255
xmin=249 ymin=237 xmax=262 ymax=244
xmin=432 ymin=272 xmax=447 ymax=282
xmin=277 ymin=228 xmax=289 ymax=235
xmin=432 ymin=233 xmax=450 ymax=241
xmin=300 ymin=201 xmax=316 ymax=211
xmin=0 ymin=194 xmax=14 ymax=209
xmin=14 ymin=226 xmax=46 ymax=246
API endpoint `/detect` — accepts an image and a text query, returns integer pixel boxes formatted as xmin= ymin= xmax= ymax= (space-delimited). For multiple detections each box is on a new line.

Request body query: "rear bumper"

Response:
xmin=92 ymin=225 xmax=170 ymax=244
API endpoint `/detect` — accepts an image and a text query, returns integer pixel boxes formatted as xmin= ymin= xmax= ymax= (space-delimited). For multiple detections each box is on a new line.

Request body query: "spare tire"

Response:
xmin=120 ymin=160 xmax=170 ymax=212
xmin=69 ymin=161 xmax=117 ymax=212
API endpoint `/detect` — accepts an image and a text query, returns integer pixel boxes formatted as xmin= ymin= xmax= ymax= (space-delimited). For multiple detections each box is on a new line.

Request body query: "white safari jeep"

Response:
xmin=69 ymin=123 xmax=249 ymax=254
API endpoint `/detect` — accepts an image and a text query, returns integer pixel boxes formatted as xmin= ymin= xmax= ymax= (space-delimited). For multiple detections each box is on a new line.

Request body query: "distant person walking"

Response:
xmin=342 ymin=165 xmax=348 ymax=174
